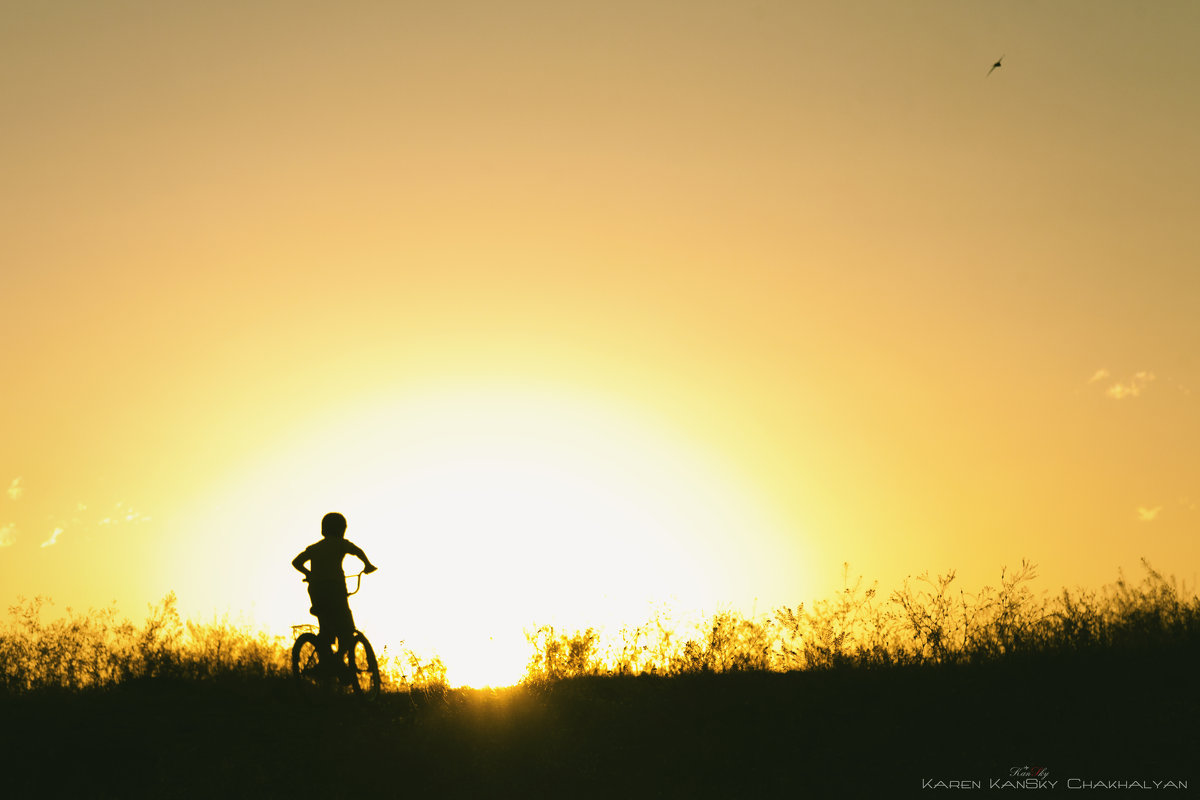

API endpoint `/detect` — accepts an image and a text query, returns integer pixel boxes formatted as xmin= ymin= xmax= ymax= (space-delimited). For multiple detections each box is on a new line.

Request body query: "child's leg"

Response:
xmin=309 ymin=585 xmax=336 ymax=668
xmin=337 ymin=624 xmax=356 ymax=678
xmin=316 ymin=617 xmax=336 ymax=669
xmin=329 ymin=598 xmax=356 ymax=676
xmin=335 ymin=630 xmax=347 ymax=677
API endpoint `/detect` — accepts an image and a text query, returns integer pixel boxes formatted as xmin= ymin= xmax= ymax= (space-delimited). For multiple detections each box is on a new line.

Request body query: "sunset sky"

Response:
xmin=3 ymin=1 xmax=1197 ymax=686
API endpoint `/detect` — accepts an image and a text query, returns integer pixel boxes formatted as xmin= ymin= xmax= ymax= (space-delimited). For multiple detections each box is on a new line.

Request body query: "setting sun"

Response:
xmin=162 ymin=383 xmax=805 ymax=687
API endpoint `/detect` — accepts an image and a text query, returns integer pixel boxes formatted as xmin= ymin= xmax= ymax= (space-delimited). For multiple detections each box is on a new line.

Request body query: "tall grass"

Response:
xmin=0 ymin=593 xmax=449 ymax=694
xmin=4 ymin=559 xmax=1195 ymax=693
xmin=524 ymin=559 xmax=1200 ymax=681
xmin=0 ymin=593 xmax=289 ymax=692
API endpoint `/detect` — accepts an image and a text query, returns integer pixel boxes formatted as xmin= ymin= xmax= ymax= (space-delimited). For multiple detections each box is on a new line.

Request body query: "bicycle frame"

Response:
xmin=295 ymin=571 xmax=368 ymax=634
xmin=292 ymin=570 xmax=381 ymax=697
xmin=301 ymin=570 xmax=367 ymax=596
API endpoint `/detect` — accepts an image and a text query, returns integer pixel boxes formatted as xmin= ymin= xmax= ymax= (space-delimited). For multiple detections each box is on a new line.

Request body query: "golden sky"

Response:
xmin=3 ymin=1 xmax=1197 ymax=685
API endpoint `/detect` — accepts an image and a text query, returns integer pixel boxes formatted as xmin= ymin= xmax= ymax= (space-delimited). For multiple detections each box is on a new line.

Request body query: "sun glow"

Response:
xmin=169 ymin=382 xmax=808 ymax=688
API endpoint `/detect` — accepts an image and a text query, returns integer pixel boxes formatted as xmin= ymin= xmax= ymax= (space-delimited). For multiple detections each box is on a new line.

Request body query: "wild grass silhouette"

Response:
xmin=523 ymin=559 xmax=1200 ymax=679
xmin=2 ymin=561 xmax=1195 ymax=797
xmin=0 ymin=593 xmax=448 ymax=695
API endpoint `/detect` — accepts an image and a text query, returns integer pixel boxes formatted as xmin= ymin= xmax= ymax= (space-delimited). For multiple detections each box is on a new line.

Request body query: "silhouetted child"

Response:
xmin=292 ymin=512 xmax=378 ymax=675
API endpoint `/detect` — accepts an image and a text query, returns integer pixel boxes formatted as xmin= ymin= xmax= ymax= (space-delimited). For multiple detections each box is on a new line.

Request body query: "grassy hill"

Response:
xmin=3 ymin=651 xmax=1195 ymax=797
xmin=3 ymin=561 xmax=1196 ymax=797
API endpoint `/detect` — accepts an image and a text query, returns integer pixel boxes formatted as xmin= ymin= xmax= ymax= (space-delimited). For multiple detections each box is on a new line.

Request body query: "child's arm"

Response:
xmin=345 ymin=541 xmax=378 ymax=574
xmin=291 ymin=549 xmax=312 ymax=580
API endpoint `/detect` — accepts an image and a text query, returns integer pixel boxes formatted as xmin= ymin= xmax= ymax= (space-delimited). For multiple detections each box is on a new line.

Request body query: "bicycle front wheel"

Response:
xmin=349 ymin=631 xmax=381 ymax=699
xmin=292 ymin=632 xmax=322 ymax=684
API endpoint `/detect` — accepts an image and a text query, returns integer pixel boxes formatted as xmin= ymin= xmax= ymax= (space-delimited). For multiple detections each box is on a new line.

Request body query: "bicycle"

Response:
xmin=291 ymin=571 xmax=382 ymax=699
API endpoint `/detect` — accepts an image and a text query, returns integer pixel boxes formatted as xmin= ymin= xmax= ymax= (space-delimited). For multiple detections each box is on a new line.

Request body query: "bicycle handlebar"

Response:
xmin=302 ymin=571 xmax=369 ymax=596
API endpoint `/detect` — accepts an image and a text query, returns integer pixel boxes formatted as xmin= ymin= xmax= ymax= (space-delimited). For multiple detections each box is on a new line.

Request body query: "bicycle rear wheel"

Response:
xmin=292 ymin=632 xmax=322 ymax=684
xmin=349 ymin=631 xmax=381 ymax=699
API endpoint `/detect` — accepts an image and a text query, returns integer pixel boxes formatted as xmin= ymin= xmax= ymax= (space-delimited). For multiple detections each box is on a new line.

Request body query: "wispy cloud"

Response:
xmin=97 ymin=502 xmax=151 ymax=527
xmin=1136 ymin=506 xmax=1163 ymax=522
xmin=1104 ymin=371 xmax=1156 ymax=400
xmin=1088 ymin=368 xmax=1111 ymax=384
xmin=7 ymin=477 xmax=23 ymax=501
xmin=34 ymin=501 xmax=153 ymax=548
xmin=1 ymin=499 xmax=155 ymax=549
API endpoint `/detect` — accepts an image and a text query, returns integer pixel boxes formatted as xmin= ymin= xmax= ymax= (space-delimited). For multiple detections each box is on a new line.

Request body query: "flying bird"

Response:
xmin=987 ymin=55 xmax=1004 ymax=76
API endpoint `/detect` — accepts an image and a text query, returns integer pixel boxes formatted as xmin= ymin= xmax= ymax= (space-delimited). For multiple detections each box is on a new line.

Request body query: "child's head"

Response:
xmin=321 ymin=512 xmax=347 ymax=539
